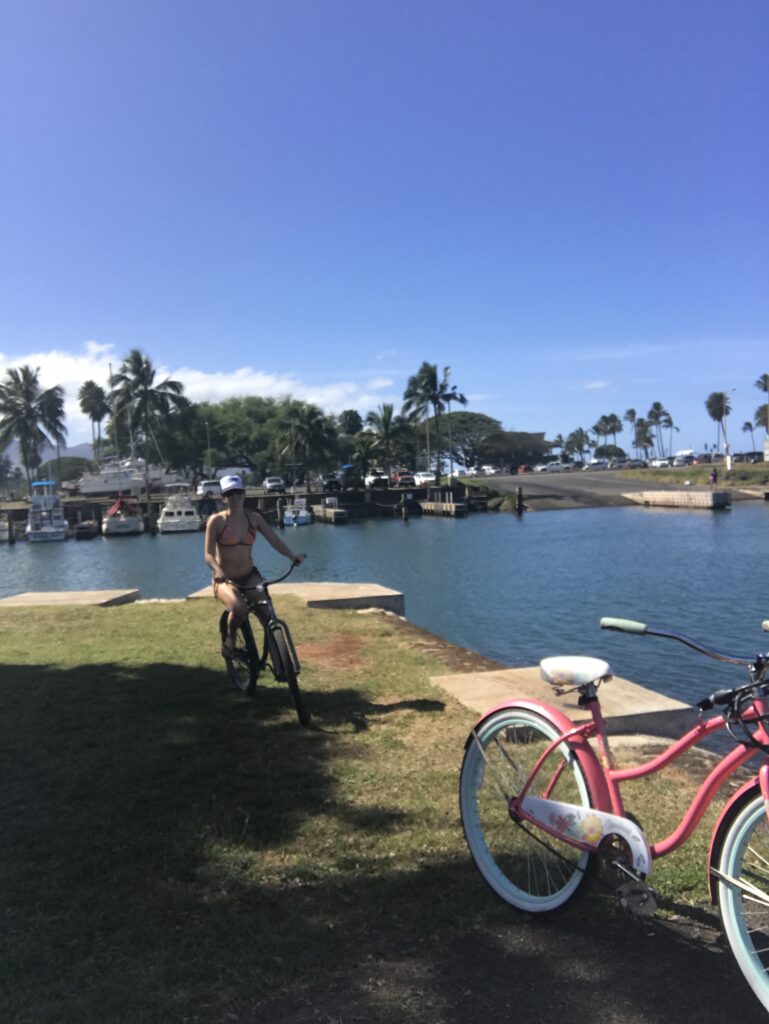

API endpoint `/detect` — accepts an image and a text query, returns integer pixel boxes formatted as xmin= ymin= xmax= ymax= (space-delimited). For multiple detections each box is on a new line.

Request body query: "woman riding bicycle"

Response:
xmin=204 ymin=474 xmax=304 ymax=657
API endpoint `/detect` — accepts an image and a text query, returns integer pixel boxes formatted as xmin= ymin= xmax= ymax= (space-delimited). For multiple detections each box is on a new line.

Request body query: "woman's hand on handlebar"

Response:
xmin=292 ymin=553 xmax=305 ymax=566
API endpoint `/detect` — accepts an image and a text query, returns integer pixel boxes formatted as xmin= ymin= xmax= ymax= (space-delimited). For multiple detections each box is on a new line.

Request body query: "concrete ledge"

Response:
xmin=432 ymin=665 xmax=696 ymax=738
xmin=0 ymin=589 xmax=141 ymax=608
xmin=188 ymin=581 xmax=405 ymax=616
xmin=623 ymin=489 xmax=732 ymax=509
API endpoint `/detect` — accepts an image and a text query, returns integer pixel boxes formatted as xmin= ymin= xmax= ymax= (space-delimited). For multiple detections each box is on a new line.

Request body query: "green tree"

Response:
xmin=742 ymin=420 xmax=757 ymax=453
xmin=402 ymin=363 xmax=466 ymax=484
xmin=0 ymin=365 xmax=67 ymax=490
xmin=110 ymin=350 xmax=187 ymax=493
xmin=756 ymin=374 xmax=769 ymax=439
xmin=646 ymin=402 xmax=669 ymax=458
xmin=78 ymin=380 xmax=111 ymax=466
xmin=337 ymin=409 xmax=363 ymax=435
xmin=564 ymin=428 xmax=592 ymax=463
xmin=277 ymin=401 xmax=336 ymax=480
xmin=365 ymin=403 xmax=398 ymax=477
xmin=705 ymin=391 xmax=732 ymax=456
xmin=633 ymin=418 xmax=654 ymax=459
xmin=623 ymin=408 xmax=637 ymax=456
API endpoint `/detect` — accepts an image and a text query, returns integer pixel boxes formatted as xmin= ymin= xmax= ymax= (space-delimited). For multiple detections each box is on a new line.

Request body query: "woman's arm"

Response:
xmin=204 ymin=514 xmax=227 ymax=578
xmin=253 ymin=512 xmax=304 ymax=564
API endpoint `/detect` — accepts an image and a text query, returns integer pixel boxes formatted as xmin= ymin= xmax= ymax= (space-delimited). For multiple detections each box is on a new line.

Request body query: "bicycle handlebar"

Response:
xmin=599 ymin=616 xmax=758 ymax=667
xmin=219 ymin=559 xmax=303 ymax=591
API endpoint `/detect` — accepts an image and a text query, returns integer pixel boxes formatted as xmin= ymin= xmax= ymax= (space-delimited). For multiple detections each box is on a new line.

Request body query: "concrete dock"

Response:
xmin=0 ymin=589 xmax=141 ymax=607
xmin=623 ymin=489 xmax=732 ymax=509
xmin=188 ymin=580 xmax=405 ymax=615
xmin=431 ymin=664 xmax=696 ymax=737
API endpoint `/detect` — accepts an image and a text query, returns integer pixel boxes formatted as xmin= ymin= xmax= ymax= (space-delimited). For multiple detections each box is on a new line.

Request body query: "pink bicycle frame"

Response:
xmin=482 ymin=691 xmax=769 ymax=872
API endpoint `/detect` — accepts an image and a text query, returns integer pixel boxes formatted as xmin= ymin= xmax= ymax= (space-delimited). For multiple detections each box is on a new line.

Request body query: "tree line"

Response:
xmin=1 ymin=354 xmax=767 ymax=491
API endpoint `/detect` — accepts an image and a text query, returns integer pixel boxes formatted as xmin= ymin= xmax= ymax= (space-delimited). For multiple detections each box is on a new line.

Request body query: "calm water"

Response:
xmin=2 ymin=503 xmax=768 ymax=704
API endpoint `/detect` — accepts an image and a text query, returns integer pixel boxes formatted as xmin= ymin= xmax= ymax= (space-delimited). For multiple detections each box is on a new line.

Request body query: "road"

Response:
xmin=488 ymin=468 xmax=736 ymax=511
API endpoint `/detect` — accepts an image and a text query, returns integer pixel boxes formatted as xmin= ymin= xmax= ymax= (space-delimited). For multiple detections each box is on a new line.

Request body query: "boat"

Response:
xmin=76 ymin=458 xmax=189 ymax=497
xmin=101 ymin=496 xmax=145 ymax=536
xmin=74 ymin=520 xmax=100 ymax=540
xmin=25 ymin=481 xmax=69 ymax=542
xmin=283 ymin=498 xmax=312 ymax=526
xmin=157 ymin=485 xmax=203 ymax=534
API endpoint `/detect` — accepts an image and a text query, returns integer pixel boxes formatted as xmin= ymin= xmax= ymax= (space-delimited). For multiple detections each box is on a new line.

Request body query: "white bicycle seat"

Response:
xmin=540 ymin=656 xmax=612 ymax=688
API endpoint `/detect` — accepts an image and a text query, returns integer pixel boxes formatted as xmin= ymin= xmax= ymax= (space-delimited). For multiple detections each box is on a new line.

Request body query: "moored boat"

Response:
xmin=283 ymin=499 xmax=313 ymax=526
xmin=25 ymin=481 xmax=69 ymax=542
xmin=157 ymin=485 xmax=203 ymax=534
xmin=101 ymin=496 xmax=145 ymax=536
xmin=74 ymin=520 xmax=100 ymax=540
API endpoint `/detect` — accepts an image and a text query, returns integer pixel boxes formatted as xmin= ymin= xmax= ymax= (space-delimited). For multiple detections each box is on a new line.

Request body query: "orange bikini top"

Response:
xmin=217 ymin=512 xmax=257 ymax=547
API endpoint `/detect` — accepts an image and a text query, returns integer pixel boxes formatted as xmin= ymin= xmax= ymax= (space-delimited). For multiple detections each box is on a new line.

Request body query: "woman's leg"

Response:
xmin=214 ymin=582 xmax=249 ymax=655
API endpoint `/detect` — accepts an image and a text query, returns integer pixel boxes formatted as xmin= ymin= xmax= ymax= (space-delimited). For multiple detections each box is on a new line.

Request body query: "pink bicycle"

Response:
xmin=459 ymin=617 xmax=769 ymax=1013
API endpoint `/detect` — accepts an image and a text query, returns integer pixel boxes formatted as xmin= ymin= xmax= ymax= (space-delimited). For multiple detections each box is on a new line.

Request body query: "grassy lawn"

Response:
xmin=0 ymin=598 xmax=750 ymax=1022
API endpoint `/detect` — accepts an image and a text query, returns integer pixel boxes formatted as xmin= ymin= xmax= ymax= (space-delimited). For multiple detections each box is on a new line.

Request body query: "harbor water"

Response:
xmin=2 ymin=502 xmax=768 ymax=706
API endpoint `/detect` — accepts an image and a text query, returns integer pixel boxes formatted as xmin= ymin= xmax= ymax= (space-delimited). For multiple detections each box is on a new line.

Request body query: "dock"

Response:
xmin=420 ymin=499 xmax=468 ymax=517
xmin=310 ymin=503 xmax=349 ymax=523
xmin=188 ymin=580 xmax=404 ymax=615
xmin=624 ymin=489 xmax=732 ymax=509
xmin=431 ymin=665 xmax=696 ymax=738
xmin=0 ymin=589 xmax=141 ymax=607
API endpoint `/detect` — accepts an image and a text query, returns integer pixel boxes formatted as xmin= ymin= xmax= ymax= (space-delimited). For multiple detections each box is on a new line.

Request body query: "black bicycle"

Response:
xmin=218 ymin=564 xmax=310 ymax=727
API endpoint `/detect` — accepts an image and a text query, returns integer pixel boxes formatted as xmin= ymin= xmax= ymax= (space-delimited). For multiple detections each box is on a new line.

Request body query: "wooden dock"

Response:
xmin=420 ymin=499 xmax=468 ymax=517
xmin=310 ymin=504 xmax=349 ymax=524
xmin=624 ymin=489 xmax=732 ymax=509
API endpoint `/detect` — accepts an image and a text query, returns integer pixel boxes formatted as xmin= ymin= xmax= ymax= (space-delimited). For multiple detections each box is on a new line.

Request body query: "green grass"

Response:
xmin=0 ymin=600 xmax=734 ymax=1021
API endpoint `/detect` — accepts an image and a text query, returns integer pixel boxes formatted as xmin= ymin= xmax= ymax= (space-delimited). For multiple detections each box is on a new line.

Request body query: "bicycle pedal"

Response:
xmin=616 ymin=881 xmax=658 ymax=917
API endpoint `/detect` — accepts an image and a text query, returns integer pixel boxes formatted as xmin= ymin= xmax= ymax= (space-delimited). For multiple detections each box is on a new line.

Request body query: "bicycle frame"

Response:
xmin=478 ymin=688 xmax=769 ymax=881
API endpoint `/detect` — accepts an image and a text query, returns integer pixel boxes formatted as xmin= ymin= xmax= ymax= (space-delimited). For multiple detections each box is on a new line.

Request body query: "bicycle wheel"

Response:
xmin=219 ymin=610 xmax=258 ymax=695
xmin=269 ymin=626 xmax=311 ymax=727
xmin=715 ymin=790 xmax=769 ymax=1012
xmin=459 ymin=706 xmax=596 ymax=913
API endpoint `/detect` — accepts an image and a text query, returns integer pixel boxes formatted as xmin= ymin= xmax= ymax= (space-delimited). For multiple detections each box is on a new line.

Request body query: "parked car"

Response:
xmin=390 ymin=469 xmax=416 ymax=487
xmin=516 ymin=465 xmax=533 ymax=474
xmin=481 ymin=465 xmax=501 ymax=475
xmin=673 ymin=455 xmax=694 ymax=467
xmin=321 ymin=474 xmax=341 ymax=492
xmin=413 ymin=471 xmax=436 ymax=486
xmin=262 ymin=476 xmax=286 ymax=493
xmin=196 ymin=479 xmax=221 ymax=497
xmin=543 ymin=462 xmax=567 ymax=473
xmin=364 ymin=471 xmax=388 ymax=488
xmin=624 ymin=458 xmax=647 ymax=468
xmin=583 ymin=458 xmax=609 ymax=470
xmin=649 ymin=458 xmax=670 ymax=468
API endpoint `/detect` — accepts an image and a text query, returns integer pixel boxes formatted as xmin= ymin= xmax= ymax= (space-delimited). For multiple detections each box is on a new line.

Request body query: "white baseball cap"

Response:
xmin=219 ymin=474 xmax=245 ymax=494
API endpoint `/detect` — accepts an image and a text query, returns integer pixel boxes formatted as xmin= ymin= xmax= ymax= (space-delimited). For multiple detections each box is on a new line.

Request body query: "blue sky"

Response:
xmin=1 ymin=0 xmax=767 ymax=452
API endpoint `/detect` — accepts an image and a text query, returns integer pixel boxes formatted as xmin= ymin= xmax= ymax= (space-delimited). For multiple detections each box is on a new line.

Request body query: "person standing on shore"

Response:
xmin=710 ymin=467 xmax=718 ymax=487
xmin=204 ymin=475 xmax=304 ymax=656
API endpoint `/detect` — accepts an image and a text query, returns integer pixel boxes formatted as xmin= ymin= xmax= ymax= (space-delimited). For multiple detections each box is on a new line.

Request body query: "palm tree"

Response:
xmin=633 ymin=417 xmax=654 ymax=460
xmin=351 ymin=430 xmax=380 ymax=481
xmin=660 ymin=413 xmax=678 ymax=458
xmin=337 ymin=409 xmax=363 ymax=435
xmin=756 ymin=374 xmax=769 ymax=444
xmin=742 ymin=420 xmax=757 ymax=454
xmin=0 ymin=365 xmax=67 ymax=490
xmin=78 ymin=380 xmax=111 ymax=466
xmin=623 ymin=409 xmax=637 ymax=456
xmin=110 ymin=350 xmax=187 ymax=493
xmin=402 ymin=363 xmax=466 ymax=484
xmin=284 ymin=403 xmax=336 ymax=480
xmin=365 ymin=403 xmax=399 ymax=479
xmin=705 ymin=391 xmax=732 ymax=463
xmin=646 ymin=402 xmax=669 ymax=459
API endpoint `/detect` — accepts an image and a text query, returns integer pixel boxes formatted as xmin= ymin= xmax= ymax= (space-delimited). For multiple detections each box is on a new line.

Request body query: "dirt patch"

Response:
xmin=296 ymin=634 xmax=372 ymax=670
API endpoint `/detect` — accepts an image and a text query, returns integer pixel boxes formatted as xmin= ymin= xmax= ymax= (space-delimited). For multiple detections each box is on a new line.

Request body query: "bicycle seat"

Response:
xmin=539 ymin=656 xmax=612 ymax=688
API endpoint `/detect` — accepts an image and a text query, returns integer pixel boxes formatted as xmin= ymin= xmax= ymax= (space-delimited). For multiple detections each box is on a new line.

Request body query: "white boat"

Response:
xmin=25 ymin=481 xmax=69 ymax=542
xmin=101 ymin=496 xmax=145 ymax=536
xmin=283 ymin=499 xmax=312 ymax=526
xmin=157 ymin=485 xmax=203 ymax=534
xmin=77 ymin=458 xmax=189 ymax=497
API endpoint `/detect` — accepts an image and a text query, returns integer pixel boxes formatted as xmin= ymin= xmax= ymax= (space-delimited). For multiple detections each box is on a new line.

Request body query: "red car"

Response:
xmin=390 ymin=470 xmax=416 ymax=487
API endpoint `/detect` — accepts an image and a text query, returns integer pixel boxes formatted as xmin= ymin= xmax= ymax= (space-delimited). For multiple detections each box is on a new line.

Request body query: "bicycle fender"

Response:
xmin=707 ymin=774 xmax=769 ymax=904
xmin=466 ymin=699 xmax=613 ymax=812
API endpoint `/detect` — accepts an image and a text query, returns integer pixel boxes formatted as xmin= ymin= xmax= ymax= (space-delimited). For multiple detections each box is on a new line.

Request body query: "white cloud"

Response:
xmin=584 ymin=380 xmax=610 ymax=391
xmin=0 ymin=343 xmax=407 ymax=447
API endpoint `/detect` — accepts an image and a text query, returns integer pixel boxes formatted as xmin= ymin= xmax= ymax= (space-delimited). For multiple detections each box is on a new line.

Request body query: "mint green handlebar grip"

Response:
xmin=600 ymin=617 xmax=648 ymax=634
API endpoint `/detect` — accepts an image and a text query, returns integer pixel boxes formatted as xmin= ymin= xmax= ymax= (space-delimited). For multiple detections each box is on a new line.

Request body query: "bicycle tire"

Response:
xmin=715 ymin=790 xmax=769 ymax=1012
xmin=269 ymin=626 xmax=311 ymax=727
xmin=459 ymin=706 xmax=596 ymax=913
xmin=220 ymin=610 xmax=258 ymax=695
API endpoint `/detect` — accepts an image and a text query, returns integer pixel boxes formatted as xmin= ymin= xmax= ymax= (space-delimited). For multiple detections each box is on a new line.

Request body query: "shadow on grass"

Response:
xmin=2 ymin=662 xmax=764 ymax=1024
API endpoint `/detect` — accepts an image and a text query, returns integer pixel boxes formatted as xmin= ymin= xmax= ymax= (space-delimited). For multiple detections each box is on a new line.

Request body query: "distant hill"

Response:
xmin=1 ymin=439 xmax=94 ymax=468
